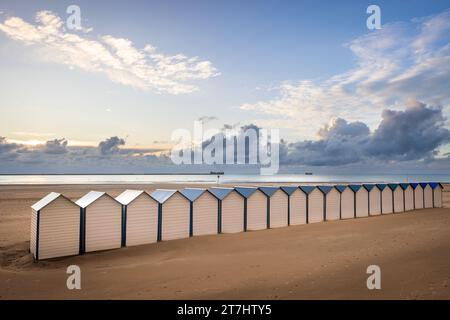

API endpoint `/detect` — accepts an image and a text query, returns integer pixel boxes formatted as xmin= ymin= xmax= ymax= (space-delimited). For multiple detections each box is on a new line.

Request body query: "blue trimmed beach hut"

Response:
xmin=181 ymin=188 xmax=218 ymax=237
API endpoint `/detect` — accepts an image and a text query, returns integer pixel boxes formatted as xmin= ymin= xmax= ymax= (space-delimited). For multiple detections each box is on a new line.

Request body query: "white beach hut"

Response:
xmin=115 ymin=190 xmax=158 ymax=247
xmin=288 ymin=187 xmax=307 ymax=225
xmin=364 ymin=185 xmax=381 ymax=216
xmin=151 ymin=189 xmax=190 ymax=241
xmin=400 ymin=184 xmax=414 ymax=212
xmin=209 ymin=188 xmax=245 ymax=233
xmin=259 ymin=187 xmax=288 ymax=228
xmin=299 ymin=186 xmax=323 ymax=223
xmin=390 ymin=184 xmax=404 ymax=213
xmin=423 ymin=183 xmax=433 ymax=208
xmin=411 ymin=183 xmax=424 ymax=209
xmin=350 ymin=185 xmax=369 ymax=218
xmin=378 ymin=184 xmax=393 ymax=214
xmin=181 ymin=188 xmax=219 ymax=236
xmin=280 ymin=186 xmax=299 ymax=226
xmin=336 ymin=185 xmax=354 ymax=219
xmin=235 ymin=187 xmax=267 ymax=231
xmin=30 ymin=192 xmax=80 ymax=260
xmin=76 ymin=191 xmax=122 ymax=253
xmin=321 ymin=186 xmax=340 ymax=221
xmin=430 ymin=183 xmax=443 ymax=208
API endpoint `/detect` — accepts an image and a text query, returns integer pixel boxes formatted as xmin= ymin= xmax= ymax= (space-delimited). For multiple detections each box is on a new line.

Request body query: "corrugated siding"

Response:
xmin=85 ymin=196 xmax=122 ymax=252
xmin=39 ymin=197 xmax=80 ymax=259
xmin=161 ymin=193 xmax=190 ymax=241
xmin=355 ymin=189 xmax=369 ymax=218
xmin=247 ymin=190 xmax=267 ymax=230
xmin=126 ymin=195 xmax=158 ymax=246
xmin=404 ymin=187 xmax=414 ymax=211
xmin=290 ymin=189 xmax=307 ymax=225
xmin=325 ymin=188 xmax=340 ymax=221
xmin=369 ymin=189 xmax=381 ymax=215
xmin=424 ymin=185 xmax=433 ymax=208
xmin=433 ymin=188 xmax=442 ymax=208
xmin=308 ymin=188 xmax=324 ymax=223
xmin=393 ymin=188 xmax=404 ymax=213
xmin=30 ymin=209 xmax=37 ymax=258
xmin=193 ymin=192 xmax=218 ymax=236
xmin=414 ymin=187 xmax=424 ymax=209
xmin=341 ymin=188 xmax=354 ymax=219
xmin=381 ymin=189 xmax=393 ymax=214
xmin=221 ymin=191 xmax=244 ymax=233
xmin=269 ymin=190 xmax=288 ymax=228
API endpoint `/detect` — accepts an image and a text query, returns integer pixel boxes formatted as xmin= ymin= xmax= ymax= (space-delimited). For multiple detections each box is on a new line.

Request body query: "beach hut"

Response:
xmin=378 ymin=184 xmax=393 ymax=214
xmin=364 ymin=184 xmax=380 ymax=216
xmin=259 ymin=187 xmax=288 ymax=228
xmin=411 ymin=183 xmax=423 ymax=209
xmin=235 ymin=187 xmax=266 ymax=231
xmin=209 ymin=187 xmax=245 ymax=233
xmin=316 ymin=186 xmax=333 ymax=222
xmin=298 ymin=186 xmax=321 ymax=223
xmin=181 ymin=188 xmax=218 ymax=236
xmin=390 ymin=184 xmax=404 ymax=213
xmin=30 ymin=192 xmax=80 ymax=260
xmin=350 ymin=185 xmax=369 ymax=218
xmin=115 ymin=190 xmax=158 ymax=247
xmin=76 ymin=191 xmax=122 ymax=253
xmin=430 ymin=183 xmax=443 ymax=208
xmin=422 ymin=183 xmax=433 ymax=208
xmin=400 ymin=184 xmax=414 ymax=211
xmin=151 ymin=189 xmax=190 ymax=241
xmin=288 ymin=187 xmax=308 ymax=225
xmin=280 ymin=186 xmax=298 ymax=226
xmin=321 ymin=186 xmax=340 ymax=221
xmin=336 ymin=185 xmax=354 ymax=219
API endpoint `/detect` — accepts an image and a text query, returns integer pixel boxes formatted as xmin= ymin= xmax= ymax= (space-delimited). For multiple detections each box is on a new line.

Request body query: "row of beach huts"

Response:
xmin=30 ymin=182 xmax=444 ymax=260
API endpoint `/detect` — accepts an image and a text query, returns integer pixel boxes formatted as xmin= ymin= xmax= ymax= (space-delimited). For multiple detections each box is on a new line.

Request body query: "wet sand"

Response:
xmin=0 ymin=183 xmax=449 ymax=299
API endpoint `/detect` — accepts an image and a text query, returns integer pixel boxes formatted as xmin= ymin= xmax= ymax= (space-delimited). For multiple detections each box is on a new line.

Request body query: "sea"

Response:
xmin=0 ymin=173 xmax=449 ymax=185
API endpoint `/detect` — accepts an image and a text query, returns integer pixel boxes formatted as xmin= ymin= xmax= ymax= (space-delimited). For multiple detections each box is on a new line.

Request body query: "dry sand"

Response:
xmin=0 ymin=183 xmax=449 ymax=299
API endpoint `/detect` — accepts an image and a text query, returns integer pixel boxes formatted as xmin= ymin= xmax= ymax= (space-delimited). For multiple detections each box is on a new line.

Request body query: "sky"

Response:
xmin=0 ymin=0 xmax=450 ymax=173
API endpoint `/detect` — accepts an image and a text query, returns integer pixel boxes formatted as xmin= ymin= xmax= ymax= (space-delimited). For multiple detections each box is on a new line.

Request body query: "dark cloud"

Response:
xmin=98 ymin=136 xmax=125 ymax=155
xmin=43 ymin=138 xmax=68 ymax=154
xmin=0 ymin=136 xmax=21 ymax=160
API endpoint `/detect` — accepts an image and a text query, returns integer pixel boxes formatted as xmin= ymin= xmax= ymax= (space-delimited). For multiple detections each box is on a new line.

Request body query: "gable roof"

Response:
xmin=399 ymin=183 xmax=410 ymax=190
xmin=388 ymin=183 xmax=399 ymax=190
xmin=317 ymin=186 xmax=333 ymax=194
xmin=299 ymin=185 xmax=315 ymax=194
xmin=258 ymin=186 xmax=279 ymax=197
xmin=280 ymin=186 xmax=299 ymax=196
xmin=376 ymin=184 xmax=387 ymax=191
xmin=234 ymin=186 xmax=258 ymax=198
xmin=349 ymin=184 xmax=362 ymax=192
xmin=181 ymin=188 xmax=210 ymax=202
xmin=334 ymin=185 xmax=348 ymax=193
xmin=116 ymin=189 xmax=151 ymax=205
xmin=208 ymin=187 xmax=235 ymax=200
xmin=31 ymin=192 xmax=76 ymax=211
xmin=76 ymin=191 xmax=114 ymax=208
xmin=410 ymin=183 xmax=419 ymax=189
xmin=363 ymin=184 xmax=376 ymax=191
xmin=151 ymin=189 xmax=187 ymax=204
xmin=420 ymin=182 xmax=429 ymax=188
xmin=429 ymin=182 xmax=440 ymax=189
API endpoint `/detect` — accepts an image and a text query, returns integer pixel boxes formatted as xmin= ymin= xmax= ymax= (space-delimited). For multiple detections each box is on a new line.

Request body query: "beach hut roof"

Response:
xmin=181 ymin=188 xmax=211 ymax=202
xmin=76 ymin=191 xmax=115 ymax=208
xmin=208 ymin=187 xmax=235 ymax=200
xmin=376 ymin=184 xmax=387 ymax=191
xmin=410 ymin=183 xmax=419 ymax=189
xmin=429 ymin=182 xmax=441 ymax=189
xmin=234 ymin=186 xmax=258 ymax=198
xmin=31 ymin=192 xmax=75 ymax=211
xmin=151 ymin=189 xmax=187 ymax=204
xmin=115 ymin=189 xmax=150 ymax=205
xmin=420 ymin=182 xmax=429 ymax=188
xmin=400 ymin=183 xmax=410 ymax=190
xmin=334 ymin=185 xmax=348 ymax=193
xmin=363 ymin=184 xmax=376 ymax=191
xmin=349 ymin=185 xmax=362 ymax=192
xmin=388 ymin=183 xmax=399 ymax=190
xmin=299 ymin=186 xmax=315 ymax=194
xmin=280 ymin=186 xmax=298 ymax=196
xmin=258 ymin=186 xmax=279 ymax=197
xmin=317 ymin=186 xmax=333 ymax=194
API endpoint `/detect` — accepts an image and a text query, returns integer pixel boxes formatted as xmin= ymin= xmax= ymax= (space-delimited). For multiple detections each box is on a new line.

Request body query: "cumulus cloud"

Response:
xmin=240 ymin=10 xmax=450 ymax=139
xmin=0 ymin=11 xmax=219 ymax=94
xmin=0 ymin=136 xmax=21 ymax=159
xmin=98 ymin=136 xmax=125 ymax=155
xmin=43 ymin=138 xmax=68 ymax=154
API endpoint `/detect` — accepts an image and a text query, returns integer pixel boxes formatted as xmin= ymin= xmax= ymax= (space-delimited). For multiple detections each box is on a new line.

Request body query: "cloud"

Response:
xmin=98 ymin=136 xmax=125 ymax=155
xmin=0 ymin=11 xmax=219 ymax=94
xmin=240 ymin=10 xmax=450 ymax=139
xmin=43 ymin=138 xmax=68 ymax=154
xmin=197 ymin=116 xmax=217 ymax=123
xmin=0 ymin=136 xmax=21 ymax=159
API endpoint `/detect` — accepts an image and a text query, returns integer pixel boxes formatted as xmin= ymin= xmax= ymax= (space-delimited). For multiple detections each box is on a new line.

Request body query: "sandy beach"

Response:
xmin=0 ymin=183 xmax=449 ymax=299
